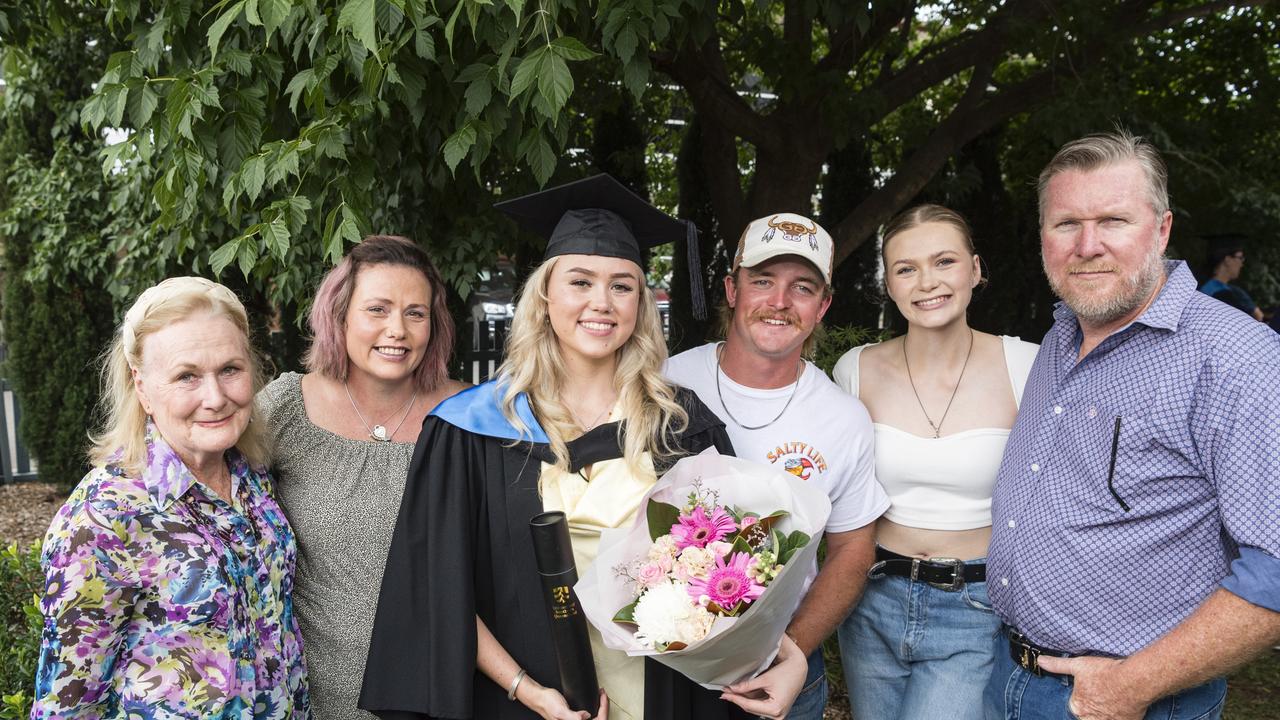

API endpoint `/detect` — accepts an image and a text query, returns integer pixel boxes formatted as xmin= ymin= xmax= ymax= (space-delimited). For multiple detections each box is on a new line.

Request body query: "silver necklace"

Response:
xmin=344 ymin=382 xmax=419 ymax=442
xmin=714 ymin=343 xmax=802 ymax=431
xmin=902 ymin=328 xmax=974 ymax=439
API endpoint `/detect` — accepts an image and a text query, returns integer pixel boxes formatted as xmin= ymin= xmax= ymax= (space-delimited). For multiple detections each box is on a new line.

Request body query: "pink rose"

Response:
xmin=707 ymin=541 xmax=733 ymax=559
xmin=636 ymin=562 xmax=668 ymax=589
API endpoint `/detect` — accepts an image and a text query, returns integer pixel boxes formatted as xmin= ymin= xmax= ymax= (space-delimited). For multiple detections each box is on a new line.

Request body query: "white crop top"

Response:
xmin=830 ymin=335 xmax=1039 ymax=530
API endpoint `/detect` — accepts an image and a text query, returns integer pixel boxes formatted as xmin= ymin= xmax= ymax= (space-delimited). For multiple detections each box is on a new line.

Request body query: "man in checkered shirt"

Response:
xmin=984 ymin=131 xmax=1280 ymax=720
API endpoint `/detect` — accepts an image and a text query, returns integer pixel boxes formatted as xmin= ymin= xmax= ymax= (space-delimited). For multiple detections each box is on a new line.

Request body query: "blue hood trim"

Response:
xmin=429 ymin=380 xmax=549 ymax=444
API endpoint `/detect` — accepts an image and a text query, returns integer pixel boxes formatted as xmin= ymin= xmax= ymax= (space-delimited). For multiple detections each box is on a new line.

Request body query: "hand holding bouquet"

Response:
xmin=577 ymin=449 xmax=831 ymax=688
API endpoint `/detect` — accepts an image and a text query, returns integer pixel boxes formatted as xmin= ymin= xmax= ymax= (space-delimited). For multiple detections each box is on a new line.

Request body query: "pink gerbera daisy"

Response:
xmin=670 ymin=506 xmax=737 ymax=550
xmin=687 ymin=552 xmax=765 ymax=610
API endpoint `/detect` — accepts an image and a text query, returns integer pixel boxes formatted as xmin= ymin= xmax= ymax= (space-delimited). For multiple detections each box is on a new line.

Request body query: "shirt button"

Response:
xmin=1088 ymin=407 xmax=1098 ymax=418
xmin=1001 ymin=578 xmax=1010 ymax=586
xmin=1030 ymin=463 xmax=1040 ymax=472
xmin=1053 ymin=406 xmax=1063 ymax=415
xmin=1008 ymin=520 xmax=1016 ymax=528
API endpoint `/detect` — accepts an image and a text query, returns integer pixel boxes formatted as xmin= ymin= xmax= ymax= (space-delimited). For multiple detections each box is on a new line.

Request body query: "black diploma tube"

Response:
xmin=529 ymin=511 xmax=600 ymax=715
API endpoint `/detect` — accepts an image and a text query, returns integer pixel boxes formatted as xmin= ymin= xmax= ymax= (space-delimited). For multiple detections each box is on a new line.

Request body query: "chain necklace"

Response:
xmin=714 ymin=343 xmax=803 ymax=431
xmin=902 ymin=328 xmax=974 ymax=439
xmin=568 ymin=397 xmax=616 ymax=433
xmin=344 ymin=382 xmax=419 ymax=442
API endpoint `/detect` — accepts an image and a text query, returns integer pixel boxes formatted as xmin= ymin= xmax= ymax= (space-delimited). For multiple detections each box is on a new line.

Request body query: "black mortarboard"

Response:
xmin=494 ymin=174 xmax=706 ymax=318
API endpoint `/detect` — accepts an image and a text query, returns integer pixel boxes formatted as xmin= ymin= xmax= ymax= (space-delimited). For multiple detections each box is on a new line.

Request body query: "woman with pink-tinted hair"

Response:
xmin=259 ymin=235 xmax=468 ymax=720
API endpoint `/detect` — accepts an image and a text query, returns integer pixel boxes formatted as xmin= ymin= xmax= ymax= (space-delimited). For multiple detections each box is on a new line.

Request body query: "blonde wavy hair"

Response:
xmin=497 ymin=257 xmax=689 ymax=473
xmin=89 ymin=277 xmax=270 ymax=477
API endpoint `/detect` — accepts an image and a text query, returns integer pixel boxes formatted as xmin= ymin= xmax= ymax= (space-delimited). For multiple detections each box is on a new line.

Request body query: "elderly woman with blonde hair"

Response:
xmin=32 ymin=277 xmax=309 ymax=719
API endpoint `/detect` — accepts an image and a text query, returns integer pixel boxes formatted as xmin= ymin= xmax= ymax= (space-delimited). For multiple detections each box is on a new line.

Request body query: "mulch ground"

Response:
xmin=0 ymin=482 xmax=66 ymax=548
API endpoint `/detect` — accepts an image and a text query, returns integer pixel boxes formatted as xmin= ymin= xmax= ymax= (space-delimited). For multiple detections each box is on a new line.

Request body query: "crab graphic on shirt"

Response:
xmin=765 ymin=441 xmax=827 ymax=482
xmin=762 ymin=215 xmax=820 ymax=251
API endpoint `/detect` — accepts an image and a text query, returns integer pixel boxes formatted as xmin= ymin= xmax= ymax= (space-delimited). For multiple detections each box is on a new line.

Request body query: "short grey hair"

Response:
xmin=1037 ymin=130 xmax=1169 ymax=221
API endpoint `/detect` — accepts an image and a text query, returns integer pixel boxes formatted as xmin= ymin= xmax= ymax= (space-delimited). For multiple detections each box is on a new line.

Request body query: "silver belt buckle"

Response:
xmin=925 ymin=556 xmax=964 ymax=591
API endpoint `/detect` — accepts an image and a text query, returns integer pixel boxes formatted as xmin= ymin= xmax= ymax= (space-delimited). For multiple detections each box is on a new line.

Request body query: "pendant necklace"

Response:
xmin=344 ymin=382 xmax=419 ymax=442
xmin=715 ymin=343 xmax=802 ymax=431
xmin=569 ymin=396 xmax=617 ymax=433
xmin=902 ymin=328 xmax=974 ymax=438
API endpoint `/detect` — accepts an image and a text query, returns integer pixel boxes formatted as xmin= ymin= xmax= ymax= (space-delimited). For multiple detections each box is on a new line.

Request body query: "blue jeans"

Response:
xmin=785 ymin=650 xmax=827 ymax=720
xmin=982 ymin=630 xmax=1227 ymax=720
xmin=838 ymin=560 xmax=1001 ymax=720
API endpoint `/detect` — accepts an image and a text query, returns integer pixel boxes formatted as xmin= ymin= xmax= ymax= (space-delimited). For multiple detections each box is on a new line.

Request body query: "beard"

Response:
xmin=1044 ymin=242 xmax=1166 ymax=326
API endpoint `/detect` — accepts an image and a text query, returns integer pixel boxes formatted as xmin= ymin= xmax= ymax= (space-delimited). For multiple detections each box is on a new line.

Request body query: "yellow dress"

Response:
xmin=540 ymin=410 xmax=654 ymax=720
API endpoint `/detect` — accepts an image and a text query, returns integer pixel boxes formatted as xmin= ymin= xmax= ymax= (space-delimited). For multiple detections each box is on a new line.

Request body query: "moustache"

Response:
xmin=748 ymin=309 xmax=807 ymax=331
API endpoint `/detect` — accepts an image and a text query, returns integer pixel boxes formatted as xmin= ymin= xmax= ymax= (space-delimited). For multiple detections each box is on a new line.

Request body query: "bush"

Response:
xmin=0 ymin=541 xmax=42 ymax=719
xmin=811 ymin=323 xmax=893 ymax=375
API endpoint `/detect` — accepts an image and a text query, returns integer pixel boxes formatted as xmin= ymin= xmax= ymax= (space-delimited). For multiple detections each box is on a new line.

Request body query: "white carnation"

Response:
xmin=648 ymin=535 xmax=679 ymax=561
xmin=632 ymin=581 xmax=713 ymax=650
xmin=676 ymin=546 xmax=714 ymax=579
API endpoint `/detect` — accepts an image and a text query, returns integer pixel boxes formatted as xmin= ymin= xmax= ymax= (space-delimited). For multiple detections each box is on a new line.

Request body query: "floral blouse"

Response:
xmin=32 ymin=425 xmax=309 ymax=719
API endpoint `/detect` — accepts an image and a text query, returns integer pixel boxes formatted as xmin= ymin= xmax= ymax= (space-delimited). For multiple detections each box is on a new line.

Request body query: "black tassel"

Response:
xmin=685 ymin=220 xmax=707 ymax=320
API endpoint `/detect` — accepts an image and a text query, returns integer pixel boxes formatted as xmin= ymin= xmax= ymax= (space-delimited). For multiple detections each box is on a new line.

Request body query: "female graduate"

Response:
xmin=360 ymin=175 xmax=806 ymax=720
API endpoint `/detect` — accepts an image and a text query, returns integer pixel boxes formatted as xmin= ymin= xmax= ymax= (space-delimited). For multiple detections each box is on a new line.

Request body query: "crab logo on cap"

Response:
xmin=763 ymin=215 xmax=820 ymax=251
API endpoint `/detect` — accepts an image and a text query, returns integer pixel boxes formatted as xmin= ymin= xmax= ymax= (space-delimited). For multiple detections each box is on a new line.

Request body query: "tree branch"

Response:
xmin=816 ymin=1 xmax=915 ymax=74
xmin=652 ymin=37 xmax=774 ymax=150
xmin=1138 ymin=0 xmax=1271 ymax=34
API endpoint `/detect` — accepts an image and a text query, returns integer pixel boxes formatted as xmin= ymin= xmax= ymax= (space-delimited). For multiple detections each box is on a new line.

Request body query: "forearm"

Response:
xmin=1118 ymin=589 xmax=1280 ymax=704
xmin=785 ymin=524 xmax=876 ymax=655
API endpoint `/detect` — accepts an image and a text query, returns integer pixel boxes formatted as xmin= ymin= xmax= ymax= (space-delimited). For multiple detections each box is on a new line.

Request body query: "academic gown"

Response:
xmin=358 ymin=381 xmax=751 ymax=720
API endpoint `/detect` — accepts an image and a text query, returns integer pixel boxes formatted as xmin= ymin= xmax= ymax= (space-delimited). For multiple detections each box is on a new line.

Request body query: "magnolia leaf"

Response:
xmin=548 ymin=36 xmax=598 ymax=61
xmin=612 ymin=598 xmax=639 ymax=625
xmin=441 ymin=122 xmax=476 ymax=173
xmin=338 ymin=0 xmax=378 ymax=54
xmin=645 ymin=499 xmax=681 ymax=542
xmin=537 ymin=54 xmax=572 ymax=115
xmin=208 ymin=0 xmax=246 ymax=59
xmin=209 ymin=237 xmax=242 ymax=275
xmin=664 ymin=641 xmax=688 ymax=651
xmin=731 ymin=534 xmax=754 ymax=556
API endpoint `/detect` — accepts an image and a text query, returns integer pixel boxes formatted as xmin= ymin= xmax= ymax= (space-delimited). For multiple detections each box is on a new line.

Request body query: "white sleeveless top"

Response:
xmin=830 ymin=335 xmax=1039 ymax=530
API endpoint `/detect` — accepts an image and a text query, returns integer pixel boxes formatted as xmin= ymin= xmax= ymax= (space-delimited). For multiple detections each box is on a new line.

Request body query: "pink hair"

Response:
xmin=305 ymin=235 xmax=456 ymax=391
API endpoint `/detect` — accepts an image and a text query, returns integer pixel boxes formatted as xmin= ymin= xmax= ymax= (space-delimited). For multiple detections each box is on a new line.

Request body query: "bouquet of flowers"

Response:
xmin=577 ymin=448 xmax=831 ymax=689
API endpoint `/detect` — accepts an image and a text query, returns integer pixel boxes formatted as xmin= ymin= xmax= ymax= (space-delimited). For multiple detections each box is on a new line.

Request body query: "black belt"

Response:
xmin=1006 ymin=627 xmax=1076 ymax=678
xmin=867 ymin=546 xmax=985 ymax=591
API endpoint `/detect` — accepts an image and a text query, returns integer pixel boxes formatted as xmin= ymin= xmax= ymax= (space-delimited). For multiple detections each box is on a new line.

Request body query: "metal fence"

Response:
xmin=458 ymin=318 xmax=509 ymax=385
xmin=0 ymin=378 xmax=38 ymax=485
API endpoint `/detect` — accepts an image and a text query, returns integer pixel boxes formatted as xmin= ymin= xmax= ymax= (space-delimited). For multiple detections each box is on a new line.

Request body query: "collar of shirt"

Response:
xmin=1051 ymin=260 xmax=1193 ymax=350
xmin=143 ymin=421 xmax=251 ymax=512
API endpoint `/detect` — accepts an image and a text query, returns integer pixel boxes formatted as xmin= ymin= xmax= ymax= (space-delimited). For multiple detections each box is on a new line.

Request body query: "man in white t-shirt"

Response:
xmin=666 ymin=213 xmax=889 ymax=720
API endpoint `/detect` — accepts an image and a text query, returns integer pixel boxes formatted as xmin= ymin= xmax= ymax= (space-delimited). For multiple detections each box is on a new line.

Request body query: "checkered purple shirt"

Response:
xmin=989 ymin=261 xmax=1280 ymax=656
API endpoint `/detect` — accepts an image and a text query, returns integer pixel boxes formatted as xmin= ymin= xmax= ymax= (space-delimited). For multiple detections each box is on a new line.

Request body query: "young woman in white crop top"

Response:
xmin=829 ymin=205 xmax=1037 ymax=720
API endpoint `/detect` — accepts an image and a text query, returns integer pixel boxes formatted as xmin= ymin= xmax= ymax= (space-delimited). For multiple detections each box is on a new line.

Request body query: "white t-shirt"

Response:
xmin=665 ymin=343 xmax=889 ymax=534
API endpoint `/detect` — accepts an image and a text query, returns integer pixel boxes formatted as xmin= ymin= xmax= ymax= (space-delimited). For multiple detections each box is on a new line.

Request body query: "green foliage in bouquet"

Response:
xmin=0 ymin=542 xmax=43 ymax=719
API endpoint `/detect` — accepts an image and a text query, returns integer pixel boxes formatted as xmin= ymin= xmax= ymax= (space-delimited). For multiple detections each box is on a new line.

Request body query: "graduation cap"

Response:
xmin=494 ymin=174 xmax=706 ymax=318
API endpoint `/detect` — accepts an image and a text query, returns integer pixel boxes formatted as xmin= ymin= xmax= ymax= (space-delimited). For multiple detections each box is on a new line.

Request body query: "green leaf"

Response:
xmin=284 ymin=68 xmax=314 ymax=114
xmin=503 ymin=0 xmax=525 ymax=18
xmin=612 ymin=597 xmax=639 ymax=625
xmin=537 ymin=54 xmax=573 ymax=114
xmin=107 ymin=85 xmax=129 ymax=127
xmin=267 ymin=144 xmax=300 ymax=185
xmin=441 ymin=122 xmax=477 ymax=173
xmin=208 ymin=0 xmax=246 ymax=59
xmin=261 ymin=219 xmax=290 ymax=259
xmin=127 ymin=83 xmax=159 ymax=128
xmin=510 ymin=48 xmax=545 ymax=99
xmin=338 ymin=204 xmax=363 ymax=244
xmin=242 ymin=154 xmax=266 ymax=202
xmin=549 ymin=36 xmax=597 ymax=61
xmin=209 ymin=237 xmax=242 ymax=275
xmin=245 ymin=0 xmax=262 ymax=25
xmin=645 ymin=499 xmax=680 ymax=542
xmin=259 ymin=0 xmax=290 ymax=38
xmin=731 ymin=534 xmax=754 ymax=556
xmin=621 ymin=55 xmax=650 ymax=100
xmin=338 ymin=0 xmax=378 ymax=54
xmin=100 ymin=141 xmax=128 ymax=176
xmin=222 ymin=48 xmax=254 ymax=75
xmin=527 ymin=133 xmax=556 ymax=184
xmin=614 ymin=26 xmax=638 ymax=64
xmin=415 ymin=28 xmax=436 ymax=60
xmin=443 ymin=0 xmax=465 ymax=55
xmin=464 ymin=75 xmax=492 ymax=115
xmin=236 ymin=234 xmax=260 ymax=277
